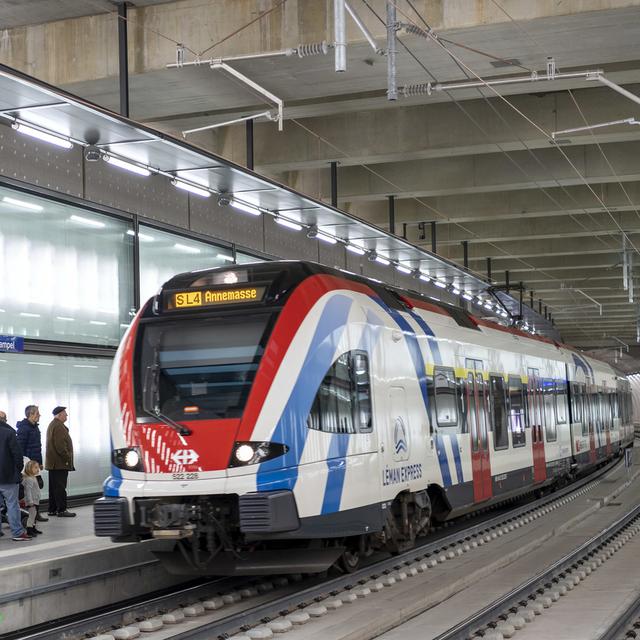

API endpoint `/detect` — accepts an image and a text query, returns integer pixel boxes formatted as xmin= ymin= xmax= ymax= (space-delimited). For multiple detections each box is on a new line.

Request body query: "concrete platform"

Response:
xmin=0 ymin=505 xmax=184 ymax=635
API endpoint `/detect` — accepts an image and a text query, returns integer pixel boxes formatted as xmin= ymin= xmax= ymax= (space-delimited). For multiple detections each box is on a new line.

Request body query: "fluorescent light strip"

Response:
xmin=217 ymin=253 xmax=234 ymax=262
xmin=56 ymin=316 xmax=75 ymax=321
xmin=275 ymin=217 xmax=303 ymax=231
xmin=452 ymin=287 xmax=461 ymax=295
xmin=174 ymin=243 xmax=201 ymax=254
xmin=317 ymin=232 xmax=337 ymax=245
xmin=231 ymin=200 xmax=262 ymax=216
xmin=70 ymin=214 xmax=105 ymax=228
xmin=12 ymin=121 xmax=73 ymax=149
xmin=172 ymin=178 xmax=211 ymax=198
xmin=20 ymin=312 xmax=40 ymax=318
xmin=375 ymin=255 xmax=391 ymax=266
xmin=28 ymin=362 xmax=53 ymax=366
xmin=90 ymin=320 xmax=107 ymax=326
xmin=103 ymin=154 xmax=151 ymax=177
xmin=434 ymin=279 xmax=447 ymax=289
xmin=484 ymin=302 xmax=493 ymax=310
xmin=73 ymin=364 xmax=98 ymax=368
xmin=126 ymin=230 xmax=154 ymax=242
xmin=346 ymin=244 xmax=366 ymax=256
xmin=1 ymin=196 xmax=43 ymax=212
xmin=419 ymin=273 xmax=432 ymax=282
xmin=462 ymin=292 xmax=473 ymax=301
xmin=396 ymin=264 xmax=412 ymax=274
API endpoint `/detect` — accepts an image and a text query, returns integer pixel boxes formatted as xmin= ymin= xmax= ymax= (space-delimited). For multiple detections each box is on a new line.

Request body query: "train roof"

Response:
xmin=155 ymin=260 xmax=624 ymax=378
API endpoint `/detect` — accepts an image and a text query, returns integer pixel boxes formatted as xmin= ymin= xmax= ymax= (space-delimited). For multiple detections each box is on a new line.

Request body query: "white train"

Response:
xmin=94 ymin=261 xmax=634 ymax=575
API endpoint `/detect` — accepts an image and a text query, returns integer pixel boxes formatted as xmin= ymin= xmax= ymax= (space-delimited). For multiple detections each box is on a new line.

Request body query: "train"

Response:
xmin=94 ymin=261 xmax=634 ymax=575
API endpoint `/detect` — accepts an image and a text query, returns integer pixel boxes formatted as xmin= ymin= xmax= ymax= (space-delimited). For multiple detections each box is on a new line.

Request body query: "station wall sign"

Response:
xmin=0 ymin=336 xmax=24 ymax=353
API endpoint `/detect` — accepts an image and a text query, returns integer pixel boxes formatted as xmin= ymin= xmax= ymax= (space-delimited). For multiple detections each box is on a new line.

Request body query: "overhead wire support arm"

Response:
xmin=211 ymin=62 xmax=283 ymax=131
xmin=345 ymin=1 xmax=385 ymax=55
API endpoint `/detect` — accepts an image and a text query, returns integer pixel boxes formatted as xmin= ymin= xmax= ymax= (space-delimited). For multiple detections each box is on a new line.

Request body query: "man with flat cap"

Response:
xmin=45 ymin=406 xmax=76 ymax=517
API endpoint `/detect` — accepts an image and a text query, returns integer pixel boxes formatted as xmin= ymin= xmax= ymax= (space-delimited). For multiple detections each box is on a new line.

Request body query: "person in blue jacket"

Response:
xmin=0 ymin=410 xmax=31 ymax=541
xmin=16 ymin=405 xmax=48 ymax=522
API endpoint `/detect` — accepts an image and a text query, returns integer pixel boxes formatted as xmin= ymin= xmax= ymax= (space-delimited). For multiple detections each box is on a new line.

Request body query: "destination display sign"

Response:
xmin=167 ymin=286 xmax=266 ymax=310
xmin=0 ymin=335 xmax=24 ymax=353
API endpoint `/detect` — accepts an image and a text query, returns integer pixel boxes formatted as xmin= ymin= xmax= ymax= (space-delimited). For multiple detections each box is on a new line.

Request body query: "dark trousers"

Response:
xmin=48 ymin=470 xmax=68 ymax=513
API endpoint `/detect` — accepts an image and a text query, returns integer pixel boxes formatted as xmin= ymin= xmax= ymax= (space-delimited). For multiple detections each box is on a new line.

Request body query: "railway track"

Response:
xmin=17 ymin=456 xmax=627 ymax=640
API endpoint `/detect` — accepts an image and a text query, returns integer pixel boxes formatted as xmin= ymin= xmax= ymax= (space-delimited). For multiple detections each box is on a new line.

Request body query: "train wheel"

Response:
xmin=339 ymin=547 xmax=361 ymax=573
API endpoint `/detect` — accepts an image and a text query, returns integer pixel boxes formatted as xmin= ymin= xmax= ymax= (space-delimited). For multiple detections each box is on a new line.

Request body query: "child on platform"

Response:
xmin=22 ymin=460 xmax=43 ymax=536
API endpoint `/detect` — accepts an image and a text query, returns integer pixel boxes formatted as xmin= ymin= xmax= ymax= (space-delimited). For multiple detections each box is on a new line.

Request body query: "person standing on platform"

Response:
xmin=0 ymin=411 xmax=32 ymax=541
xmin=16 ymin=405 xmax=48 ymax=523
xmin=45 ymin=406 xmax=76 ymax=518
xmin=22 ymin=460 xmax=43 ymax=537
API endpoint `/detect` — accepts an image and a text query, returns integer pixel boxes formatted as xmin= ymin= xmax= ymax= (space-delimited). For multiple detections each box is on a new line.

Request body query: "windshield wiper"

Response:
xmin=143 ymin=337 xmax=192 ymax=437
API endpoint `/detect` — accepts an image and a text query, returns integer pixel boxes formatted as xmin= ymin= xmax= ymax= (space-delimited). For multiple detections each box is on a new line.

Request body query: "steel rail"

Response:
xmin=167 ymin=459 xmax=624 ymax=640
xmin=18 ymin=456 xmax=623 ymax=640
xmin=434 ymin=495 xmax=640 ymax=639
xmin=597 ymin=591 xmax=640 ymax=639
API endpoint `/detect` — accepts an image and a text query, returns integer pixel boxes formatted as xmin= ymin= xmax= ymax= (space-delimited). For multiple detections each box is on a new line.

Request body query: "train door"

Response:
xmin=585 ymin=386 xmax=597 ymax=463
xmin=527 ymin=370 xmax=547 ymax=483
xmin=384 ymin=386 xmax=411 ymax=491
xmin=602 ymin=390 xmax=612 ymax=456
xmin=467 ymin=372 xmax=492 ymax=502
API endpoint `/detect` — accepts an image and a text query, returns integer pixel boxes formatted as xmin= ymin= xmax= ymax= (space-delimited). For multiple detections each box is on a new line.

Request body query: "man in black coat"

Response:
xmin=16 ymin=405 xmax=48 ymax=522
xmin=0 ymin=410 xmax=31 ymax=541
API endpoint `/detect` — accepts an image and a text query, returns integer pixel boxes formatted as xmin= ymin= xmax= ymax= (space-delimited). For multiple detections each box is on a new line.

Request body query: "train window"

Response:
xmin=434 ymin=367 xmax=458 ymax=427
xmin=465 ymin=358 xmax=484 ymax=371
xmin=137 ymin=313 xmax=276 ymax=420
xmin=555 ymin=380 xmax=568 ymax=424
xmin=457 ymin=377 xmax=469 ymax=434
xmin=508 ymin=376 xmax=526 ymax=447
xmin=490 ymin=375 xmax=509 ymax=450
xmin=543 ymin=379 xmax=557 ymax=442
xmin=307 ymin=350 xmax=372 ymax=435
xmin=571 ymin=382 xmax=582 ymax=424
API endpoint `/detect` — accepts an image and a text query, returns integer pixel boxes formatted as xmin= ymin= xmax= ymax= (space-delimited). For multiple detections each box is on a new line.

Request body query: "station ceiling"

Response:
xmin=1 ymin=0 xmax=639 ymax=371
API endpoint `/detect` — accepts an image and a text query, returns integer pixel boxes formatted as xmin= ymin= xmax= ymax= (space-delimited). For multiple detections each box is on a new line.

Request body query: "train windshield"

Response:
xmin=137 ymin=312 xmax=276 ymax=421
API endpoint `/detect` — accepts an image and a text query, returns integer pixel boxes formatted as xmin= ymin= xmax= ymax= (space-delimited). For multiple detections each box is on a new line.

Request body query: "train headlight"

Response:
xmin=124 ymin=449 xmax=140 ymax=469
xmin=113 ymin=447 xmax=144 ymax=472
xmin=229 ymin=441 xmax=289 ymax=467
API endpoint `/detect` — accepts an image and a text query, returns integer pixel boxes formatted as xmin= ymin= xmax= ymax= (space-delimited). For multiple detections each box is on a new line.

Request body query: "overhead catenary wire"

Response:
xmin=487 ymin=0 xmax=640 ymax=334
xmin=388 ymin=0 xmax=640 ymax=337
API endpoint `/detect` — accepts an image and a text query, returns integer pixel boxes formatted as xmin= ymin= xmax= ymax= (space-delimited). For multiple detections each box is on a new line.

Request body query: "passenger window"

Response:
xmin=434 ymin=367 xmax=458 ymax=427
xmin=307 ymin=350 xmax=372 ymax=434
xmin=543 ymin=379 xmax=557 ymax=441
xmin=465 ymin=358 xmax=484 ymax=371
xmin=490 ymin=375 xmax=509 ymax=450
xmin=457 ymin=377 xmax=468 ymax=434
xmin=508 ymin=376 xmax=526 ymax=447
xmin=555 ymin=380 xmax=567 ymax=424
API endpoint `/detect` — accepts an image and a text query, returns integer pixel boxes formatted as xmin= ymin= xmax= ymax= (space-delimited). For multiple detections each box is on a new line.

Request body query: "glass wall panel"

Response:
xmin=0 ymin=353 xmax=112 ymax=497
xmin=138 ymin=225 xmax=236 ymax=304
xmin=236 ymin=250 xmax=264 ymax=265
xmin=0 ymin=186 xmax=134 ymax=346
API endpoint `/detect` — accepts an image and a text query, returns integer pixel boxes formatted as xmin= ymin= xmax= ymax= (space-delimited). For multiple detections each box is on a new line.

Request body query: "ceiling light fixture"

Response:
xmin=419 ymin=273 xmax=432 ymax=282
xmin=12 ymin=121 xmax=73 ymax=149
xmin=317 ymin=232 xmax=338 ymax=245
xmin=217 ymin=253 xmax=234 ymax=262
xmin=375 ymin=255 xmax=391 ymax=266
xmin=396 ymin=264 xmax=412 ymax=274
xmin=1 ymin=196 xmax=43 ymax=212
xmin=434 ymin=279 xmax=447 ymax=289
xmin=230 ymin=199 xmax=262 ymax=216
xmin=346 ymin=243 xmax=366 ymax=256
xmin=69 ymin=214 xmax=105 ymax=228
xmin=451 ymin=287 xmax=461 ymax=295
xmin=103 ymin=154 xmax=151 ymax=177
xmin=462 ymin=292 xmax=473 ymax=301
xmin=171 ymin=178 xmax=211 ymax=198
xmin=275 ymin=217 xmax=303 ymax=231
